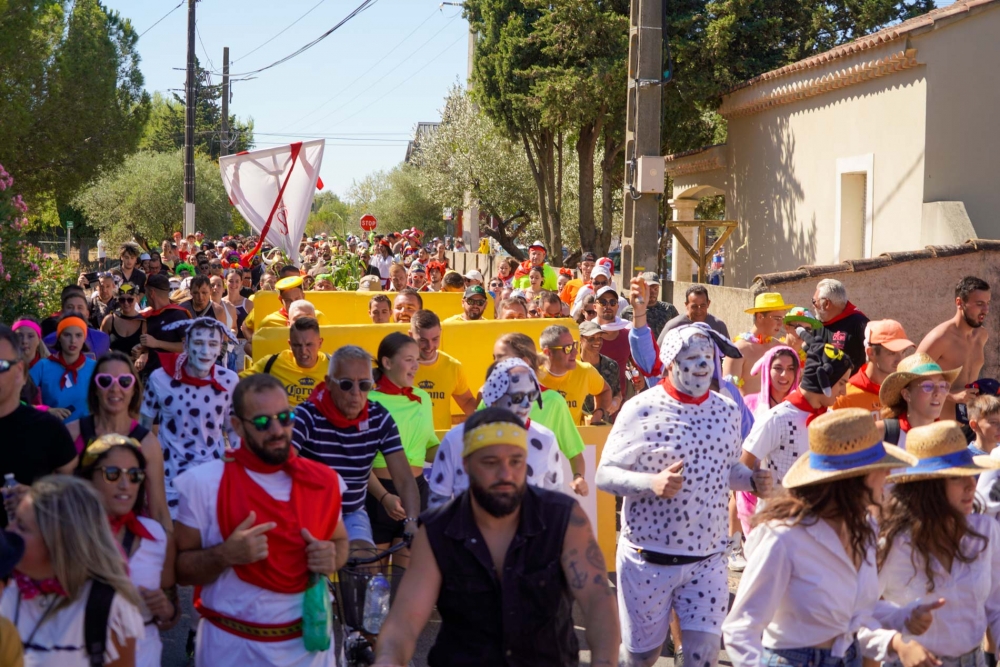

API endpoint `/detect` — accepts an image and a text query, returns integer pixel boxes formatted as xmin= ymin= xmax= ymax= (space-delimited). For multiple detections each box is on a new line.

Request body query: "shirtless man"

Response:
xmin=917 ymin=276 xmax=991 ymax=419
xmin=724 ymin=293 xmax=793 ymax=396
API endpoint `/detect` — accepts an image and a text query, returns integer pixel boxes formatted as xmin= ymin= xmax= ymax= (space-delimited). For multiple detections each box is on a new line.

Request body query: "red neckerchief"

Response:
xmin=822 ymin=301 xmax=865 ymax=326
xmin=899 ymin=413 xmax=913 ymax=432
xmin=278 ymin=308 xmax=289 ymax=325
xmin=376 ymin=376 xmax=421 ymax=403
xmin=161 ymin=355 xmax=229 ymax=393
xmin=308 ymin=381 xmax=370 ymax=428
xmin=51 ymin=352 xmax=86 ymax=389
xmin=109 ymin=511 xmax=156 ymax=541
xmin=13 ymin=571 xmax=67 ymax=600
xmin=217 ymin=442 xmax=341 ymax=593
xmin=142 ymin=303 xmax=188 ymax=318
xmin=29 ymin=350 xmax=43 ymax=369
xmin=785 ymin=390 xmax=828 ymax=425
xmin=658 ymin=376 xmax=710 ymax=405
xmin=849 ymin=366 xmax=881 ymax=395
xmin=513 ymin=259 xmax=533 ymax=281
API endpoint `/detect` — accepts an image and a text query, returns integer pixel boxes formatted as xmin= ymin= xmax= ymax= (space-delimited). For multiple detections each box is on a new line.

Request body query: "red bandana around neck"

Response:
xmin=109 ymin=511 xmax=156 ymax=542
xmin=658 ymin=375 xmax=710 ymax=405
xmin=217 ymin=442 xmax=341 ymax=593
xmin=13 ymin=571 xmax=67 ymax=600
xmin=376 ymin=376 xmax=421 ymax=403
xmin=51 ymin=352 xmax=86 ymax=389
xmin=785 ymin=390 xmax=828 ymax=425
xmin=849 ymin=365 xmax=881 ymax=396
xmin=142 ymin=303 xmax=188 ymax=319
xmin=161 ymin=355 xmax=228 ymax=393
xmin=823 ymin=301 xmax=865 ymax=326
xmin=899 ymin=413 xmax=913 ymax=432
xmin=308 ymin=381 xmax=369 ymax=429
xmin=277 ymin=308 xmax=289 ymax=324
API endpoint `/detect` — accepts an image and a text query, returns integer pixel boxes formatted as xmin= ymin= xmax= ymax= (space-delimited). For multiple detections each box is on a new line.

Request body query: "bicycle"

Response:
xmin=332 ymin=539 xmax=410 ymax=667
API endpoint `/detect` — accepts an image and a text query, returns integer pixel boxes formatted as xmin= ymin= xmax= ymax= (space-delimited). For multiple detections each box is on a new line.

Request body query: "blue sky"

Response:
xmin=103 ymin=0 xmax=472 ymax=198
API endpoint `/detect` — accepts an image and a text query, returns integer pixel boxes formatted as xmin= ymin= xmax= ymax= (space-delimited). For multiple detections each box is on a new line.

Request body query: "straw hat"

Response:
xmin=746 ymin=292 xmax=795 ymax=314
xmin=878 ymin=353 xmax=962 ymax=410
xmin=888 ymin=421 xmax=1000 ymax=483
xmin=783 ymin=408 xmax=916 ymax=488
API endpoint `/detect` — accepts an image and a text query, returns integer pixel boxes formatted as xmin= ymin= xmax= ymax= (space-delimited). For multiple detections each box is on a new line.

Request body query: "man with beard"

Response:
xmin=597 ymin=325 xmax=771 ymax=667
xmin=174 ymin=373 xmax=348 ymax=666
xmin=442 ymin=285 xmax=488 ymax=322
xmin=388 ymin=263 xmax=408 ymax=292
xmin=918 ymin=275 xmax=991 ymax=419
xmin=140 ymin=318 xmax=241 ymax=516
xmin=392 ymin=289 xmax=423 ymax=324
xmin=374 ymin=407 xmax=620 ymax=667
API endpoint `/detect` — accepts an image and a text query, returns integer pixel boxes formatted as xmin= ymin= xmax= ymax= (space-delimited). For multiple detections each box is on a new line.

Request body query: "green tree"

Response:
xmin=73 ymin=150 xmax=236 ymax=248
xmin=0 ymin=0 xmax=151 ymax=216
xmin=347 ymin=165 xmax=444 ymax=238
xmin=306 ymin=191 xmax=352 ymax=237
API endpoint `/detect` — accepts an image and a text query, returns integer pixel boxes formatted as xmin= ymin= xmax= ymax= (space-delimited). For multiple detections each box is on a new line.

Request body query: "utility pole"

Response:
xmin=183 ymin=0 xmax=197 ymax=237
xmin=220 ymin=46 xmax=230 ymax=158
xmin=619 ymin=0 xmax=664 ymax=284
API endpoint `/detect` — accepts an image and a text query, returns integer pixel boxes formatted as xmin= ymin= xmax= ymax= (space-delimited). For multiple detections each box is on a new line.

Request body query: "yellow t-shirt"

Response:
xmin=415 ymin=351 xmax=471 ymax=430
xmin=258 ymin=309 xmax=329 ymax=329
xmin=240 ymin=349 xmax=329 ymax=407
xmin=442 ymin=314 xmax=467 ymax=322
xmin=539 ymin=361 xmax=606 ymax=425
xmin=0 ymin=617 xmax=23 ymax=667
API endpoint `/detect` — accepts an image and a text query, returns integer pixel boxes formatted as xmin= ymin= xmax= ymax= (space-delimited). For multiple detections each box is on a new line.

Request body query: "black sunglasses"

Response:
xmin=508 ymin=390 xmax=539 ymax=404
xmin=239 ymin=410 xmax=295 ymax=432
xmin=598 ymin=298 xmax=619 ymax=307
xmin=465 ymin=299 xmax=487 ymax=307
xmin=0 ymin=359 xmax=19 ymax=374
xmin=98 ymin=466 xmax=146 ymax=484
xmin=333 ymin=378 xmax=375 ymax=392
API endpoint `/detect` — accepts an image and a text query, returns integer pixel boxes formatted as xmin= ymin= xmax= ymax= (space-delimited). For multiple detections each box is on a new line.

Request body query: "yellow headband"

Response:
xmin=81 ymin=434 xmax=143 ymax=469
xmin=462 ymin=422 xmax=528 ymax=458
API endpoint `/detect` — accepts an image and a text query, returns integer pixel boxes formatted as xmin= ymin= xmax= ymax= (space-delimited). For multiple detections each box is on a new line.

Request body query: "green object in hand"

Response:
xmin=302 ymin=572 xmax=332 ymax=651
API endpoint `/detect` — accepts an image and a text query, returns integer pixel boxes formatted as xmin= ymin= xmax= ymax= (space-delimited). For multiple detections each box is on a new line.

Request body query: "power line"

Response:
xmin=255 ymin=131 xmax=411 ymax=137
xmin=234 ymin=0 xmax=332 ymax=64
xmin=138 ymin=0 xmax=184 ymax=38
xmin=196 ymin=25 xmax=216 ymax=73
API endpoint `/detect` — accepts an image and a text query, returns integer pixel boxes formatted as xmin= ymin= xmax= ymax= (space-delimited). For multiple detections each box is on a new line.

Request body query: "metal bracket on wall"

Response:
xmin=667 ymin=220 xmax=737 ymax=283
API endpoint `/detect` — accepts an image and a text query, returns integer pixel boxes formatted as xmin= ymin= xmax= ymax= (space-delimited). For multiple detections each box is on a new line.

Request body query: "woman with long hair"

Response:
xmin=877 ymin=353 xmax=960 ymax=449
xmin=13 ymin=317 xmax=49 ymax=369
xmin=64 ymin=352 xmax=171 ymax=531
xmin=210 ymin=274 xmax=240 ymax=371
xmin=523 ymin=265 xmax=545 ymax=303
xmin=100 ymin=285 xmax=144 ymax=357
xmin=77 ymin=435 xmax=177 ymax=667
xmin=877 ymin=421 xmax=1000 ymax=667
xmin=1 ymin=475 xmax=144 ymax=666
xmin=30 ymin=316 xmax=97 ymax=422
xmin=496 ymin=258 xmax=514 ymax=289
xmin=723 ymin=408 xmax=935 ymax=667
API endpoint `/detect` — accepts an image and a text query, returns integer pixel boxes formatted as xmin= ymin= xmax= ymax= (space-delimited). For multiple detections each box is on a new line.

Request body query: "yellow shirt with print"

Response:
xmin=539 ymin=360 xmax=606 ymax=425
xmin=414 ymin=351 xmax=470 ymax=430
xmin=241 ymin=349 xmax=329 ymax=407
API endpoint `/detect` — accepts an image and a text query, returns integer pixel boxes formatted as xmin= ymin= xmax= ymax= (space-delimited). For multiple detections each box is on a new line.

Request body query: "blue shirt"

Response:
xmin=29 ymin=357 xmax=97 ymax=422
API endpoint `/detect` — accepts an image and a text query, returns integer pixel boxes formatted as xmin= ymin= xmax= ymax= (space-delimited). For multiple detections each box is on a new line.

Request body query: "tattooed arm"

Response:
xmin=561 ymin=503 xmax=620 ymax=667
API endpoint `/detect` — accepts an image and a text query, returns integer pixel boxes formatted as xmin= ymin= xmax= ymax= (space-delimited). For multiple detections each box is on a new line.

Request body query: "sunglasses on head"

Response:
xmin=95 ymin=373 xmax=136 ymax=390
xmin=98 ymin=466 xmax=146 ymax=484
xmin=333 ymin=378 xmax=375 ymax=393
xmin=239 ymin=410 xmax=295 ymax=432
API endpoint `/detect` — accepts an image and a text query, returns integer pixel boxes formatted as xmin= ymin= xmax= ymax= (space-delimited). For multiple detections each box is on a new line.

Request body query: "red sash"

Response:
xmin=216 ymin=445 xmax=341 ymax=593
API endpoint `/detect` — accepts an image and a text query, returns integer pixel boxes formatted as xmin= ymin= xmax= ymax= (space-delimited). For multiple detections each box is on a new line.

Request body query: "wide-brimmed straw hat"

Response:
xmin=783 ymin=408 xmax=916 ymax=488
xmin=888 ymin=421 xmax=1000 ymax=483
xmin=879 ymin=353 xmax=962 ymax=410
xmin=746 ymin=292 xmax=794 ymax=314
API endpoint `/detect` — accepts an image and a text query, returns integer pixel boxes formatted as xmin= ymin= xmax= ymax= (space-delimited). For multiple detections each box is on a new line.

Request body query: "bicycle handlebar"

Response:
xmin=344 ymin=534 xmax=413 ymax=566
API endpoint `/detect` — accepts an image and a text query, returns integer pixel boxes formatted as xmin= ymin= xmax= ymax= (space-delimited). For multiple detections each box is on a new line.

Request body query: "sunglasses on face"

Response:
xmin=240 ymin=410 xmax=295 ymax=432
xmin=547 ymin=342 xmax=578 ymax=355
xmin=466 ymin=299 xmax=487 ymax=307
xmin=98 ymin=466 xmax=146 ymax=484
xmin=95 ymin=373 xmax=136 ymax=390
xmin=584 ymin=309 xmax=597 ymax=318
xmin=0 ymin=359 xmax=19 ymax=374
xmin=119 ymin=296 xmax=136 ymax=304
xmin=333 ymin=378 xmax=375 ymax=393
xmin=598 ymin=298 xmax=619 ymax=307
xmin=507 ymin=390 xmax=539 ymax=404
xmin=914 ymin=381 xmax=950 ymax=394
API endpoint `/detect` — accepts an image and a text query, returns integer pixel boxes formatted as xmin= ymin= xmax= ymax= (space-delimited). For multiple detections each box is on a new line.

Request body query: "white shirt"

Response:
xmin=742 ymin=401 xmax=812 ymax=486
xmin=875 ymin=513 xmax=1000 ymax=658
xmin=129 ymin=516 xmax=168 ymax=667
xmin=97 ymin=239 xmax=106 ymax=258
xmin=723 ymin=519 xmax=896 ymax=667
xmin=0 ymin=580 xmax=144 ymax=667
xmin=370 ymin=254 xmax=394 ymax=280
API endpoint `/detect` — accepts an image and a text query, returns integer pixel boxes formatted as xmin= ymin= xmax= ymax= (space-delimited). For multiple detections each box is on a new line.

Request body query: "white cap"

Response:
xmin=591 ymin=265 xmax=612 ymax=280
xmin=529 ymin=240 xmax=546 ymax=251
xmin=596 ymin=286 xmax=618 ymax=300
xmin=464 ymin=269 xmax=483 ymax=282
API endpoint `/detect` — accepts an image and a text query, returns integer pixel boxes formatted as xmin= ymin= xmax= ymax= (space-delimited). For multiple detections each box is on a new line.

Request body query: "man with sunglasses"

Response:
xmin=594 ymin=286 xmax=633 ymax=398
xmin=539 ymin=325 xmax=613 ymax=426
xmin=293 ymin=345 xmax=421 ymax=553
xmin=443 ymin=286 xmax=488 ymax=322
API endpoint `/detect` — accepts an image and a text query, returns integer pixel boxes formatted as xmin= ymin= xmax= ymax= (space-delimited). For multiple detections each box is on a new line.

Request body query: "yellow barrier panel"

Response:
xmin=252 ymin=290 xmax=493 ymax=324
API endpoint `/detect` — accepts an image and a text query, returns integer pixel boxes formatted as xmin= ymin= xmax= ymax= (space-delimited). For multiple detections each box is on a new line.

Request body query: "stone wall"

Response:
xmin=660 ymin=280 xmax=756 ymax=334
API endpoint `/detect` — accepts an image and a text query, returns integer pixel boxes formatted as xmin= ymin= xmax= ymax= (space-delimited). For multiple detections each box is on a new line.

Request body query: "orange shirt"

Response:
xmin=560 ymin=278 xmax=584 ymax=306
xmin=832 ymin=366 xmax=882 ymax=419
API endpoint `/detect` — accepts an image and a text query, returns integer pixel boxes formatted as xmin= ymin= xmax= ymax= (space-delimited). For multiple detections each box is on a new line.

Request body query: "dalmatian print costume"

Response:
xmin=428 ymin=358 xmax=564 ymax=507
xmin=597 ymin=325 xmax=755 ymax=659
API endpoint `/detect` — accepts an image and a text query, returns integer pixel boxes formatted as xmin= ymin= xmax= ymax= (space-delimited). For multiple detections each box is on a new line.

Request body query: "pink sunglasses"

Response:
xmin=95 ymin=373 xmax=136 ymax=390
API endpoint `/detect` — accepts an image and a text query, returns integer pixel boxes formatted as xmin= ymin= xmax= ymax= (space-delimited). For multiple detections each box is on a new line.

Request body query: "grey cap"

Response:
xmin=578 ymin=320 xmax=603 ymax=337
xmin=640 ymin=271 xmax=661 ymax=285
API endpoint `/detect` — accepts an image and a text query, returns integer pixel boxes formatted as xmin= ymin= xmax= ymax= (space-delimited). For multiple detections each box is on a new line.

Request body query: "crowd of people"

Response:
xmin=1 ymin=225 xmax=999 ymax=667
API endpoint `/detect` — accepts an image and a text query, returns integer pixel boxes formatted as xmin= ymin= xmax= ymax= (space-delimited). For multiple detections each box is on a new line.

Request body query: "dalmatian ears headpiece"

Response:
xmin=482 ymin=357 xmax=543 ymax=409
xmin=162 ymin=317 xmax=239 ymax=345
xmin=658 ymin=323 xmax=742 ymax=368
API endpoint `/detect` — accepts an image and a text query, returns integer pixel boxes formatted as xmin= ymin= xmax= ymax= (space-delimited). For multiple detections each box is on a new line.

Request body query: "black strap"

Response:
xmin=84 ymin=580 xmax=116 ymax=667
xmin=79 ymin=415 xmax=98 ymax=445
xmin=883 ymin=418 xmax=901 ymax=445
xmin=128 ymin=422 xmax=150 ymax=443
xmin=263 ymin=353 xmax=280 ymax=375
xmin=121 ymin=528 xmax=137 ymax=558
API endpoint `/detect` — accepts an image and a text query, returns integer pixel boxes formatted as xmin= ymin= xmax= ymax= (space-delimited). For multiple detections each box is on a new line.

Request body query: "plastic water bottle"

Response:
xmin=302 ymin=573 xmax=331 ymax=652
xmin=3 ymin=474 xmax=18 ymax=524
xmin=362 ymin=573 xmax=391 ymax=634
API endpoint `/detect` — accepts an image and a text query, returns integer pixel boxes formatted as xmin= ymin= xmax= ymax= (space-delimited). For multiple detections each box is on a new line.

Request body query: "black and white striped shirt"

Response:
xmin=292 ymin=400 xmax=403 ymax=513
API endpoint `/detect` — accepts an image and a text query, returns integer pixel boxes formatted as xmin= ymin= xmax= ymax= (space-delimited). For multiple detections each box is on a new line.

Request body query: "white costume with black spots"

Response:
xmin=741 ymin=401 xmax=811 ymax=487
xmin=141 ymin=366 xmax=239 ymax=516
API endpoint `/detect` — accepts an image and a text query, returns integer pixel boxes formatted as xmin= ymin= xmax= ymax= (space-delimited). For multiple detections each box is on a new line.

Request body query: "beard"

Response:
xmin=963 ymin=309 xmax=984 ymax=329
xmin=470 ymin=477 xmax=525 ymax=518
xmin=247 ymin=433 xmax=291 ymax=465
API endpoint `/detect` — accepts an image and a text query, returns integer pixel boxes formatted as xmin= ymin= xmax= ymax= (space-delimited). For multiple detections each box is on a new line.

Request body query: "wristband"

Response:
xmin=402 ymin=517 xmax=418 ymax=525
xmin=379 ymin=490 xmax=390 ymax=505
xmin=573 ymin=473 xmax=584 ymax=480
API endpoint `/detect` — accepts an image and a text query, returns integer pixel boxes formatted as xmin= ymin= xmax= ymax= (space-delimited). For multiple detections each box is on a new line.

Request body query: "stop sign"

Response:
xmin=360 ymin=214 xmax=378 ymax=232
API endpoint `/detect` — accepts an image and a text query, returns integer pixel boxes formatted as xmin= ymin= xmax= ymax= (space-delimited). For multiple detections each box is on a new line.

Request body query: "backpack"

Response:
xmin=84 ymin=581 xmax=116 ymax=667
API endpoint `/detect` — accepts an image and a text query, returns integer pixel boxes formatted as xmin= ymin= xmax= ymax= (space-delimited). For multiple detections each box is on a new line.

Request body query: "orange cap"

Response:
xmin=865 ymin=319 xmax=915 ymax=352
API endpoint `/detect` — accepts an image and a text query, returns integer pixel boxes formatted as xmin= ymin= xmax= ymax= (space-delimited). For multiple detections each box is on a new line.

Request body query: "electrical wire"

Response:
xmin=234 ymin=0 xmax=332 ymax=63
xmin=196 ymin=25 xmax=216 ymax=73
xmin=138 ymin=0 xmax=184 ymax=38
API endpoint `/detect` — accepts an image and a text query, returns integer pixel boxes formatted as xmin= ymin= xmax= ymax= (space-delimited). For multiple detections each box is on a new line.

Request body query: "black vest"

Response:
xmin=423 ymin=487 xmax=579 ymax=667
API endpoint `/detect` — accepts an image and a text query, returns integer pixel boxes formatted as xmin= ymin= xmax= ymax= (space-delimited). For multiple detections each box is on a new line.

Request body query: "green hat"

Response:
xmin=784 ymin=306 xmax=823 ymax=330
xmin=464 ymin=285 xmax=486 ymax=299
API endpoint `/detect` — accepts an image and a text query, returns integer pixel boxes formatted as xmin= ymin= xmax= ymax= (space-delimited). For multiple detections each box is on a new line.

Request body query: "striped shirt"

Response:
xmin=292 ymin=400 xmax=403 ymax=513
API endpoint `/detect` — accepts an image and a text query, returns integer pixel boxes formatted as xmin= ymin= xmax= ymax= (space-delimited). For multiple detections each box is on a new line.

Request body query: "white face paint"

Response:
xmin=185 ymin=327 xmax=222 ymax=373
xmin=490 ymin=367 xmax=537 ymax=422
xmin=669 ymin=334 xmax=714 ymax=397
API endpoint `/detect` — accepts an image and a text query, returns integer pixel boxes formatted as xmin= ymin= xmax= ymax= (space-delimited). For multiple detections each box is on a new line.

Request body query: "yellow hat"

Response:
xmin=888 ymin=421 xmax=1000 ymax=483
xmin=275 ymin=275 xmax=304 ymax=292
xmin=746 ymin=292 xmax=795 ymax=314
xmin=462 ymin=421 xmax=527 ymax=458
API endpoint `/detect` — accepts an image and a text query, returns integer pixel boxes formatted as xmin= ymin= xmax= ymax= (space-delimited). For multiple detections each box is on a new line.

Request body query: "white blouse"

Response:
xmin=129 ymin=516 xmax=168 ymax=667
xmin=723 ymin=519 xmax=897 ymax=667
xmin=875 ymin=513 xmax=1000 ymax=658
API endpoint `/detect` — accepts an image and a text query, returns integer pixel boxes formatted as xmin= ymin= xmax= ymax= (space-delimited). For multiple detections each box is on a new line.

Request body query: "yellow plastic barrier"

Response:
xmin=251 ymin=290 xmax=493 ymax=324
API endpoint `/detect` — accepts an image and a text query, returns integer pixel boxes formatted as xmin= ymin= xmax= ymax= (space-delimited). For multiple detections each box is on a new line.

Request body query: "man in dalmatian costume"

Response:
xmin=427 ymin=357 xmax=564 ymax=508
xmin=597 ymin=324 xmax=773 ymax=667
xmin=141 ymin=317 xmax=240 ymax=516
